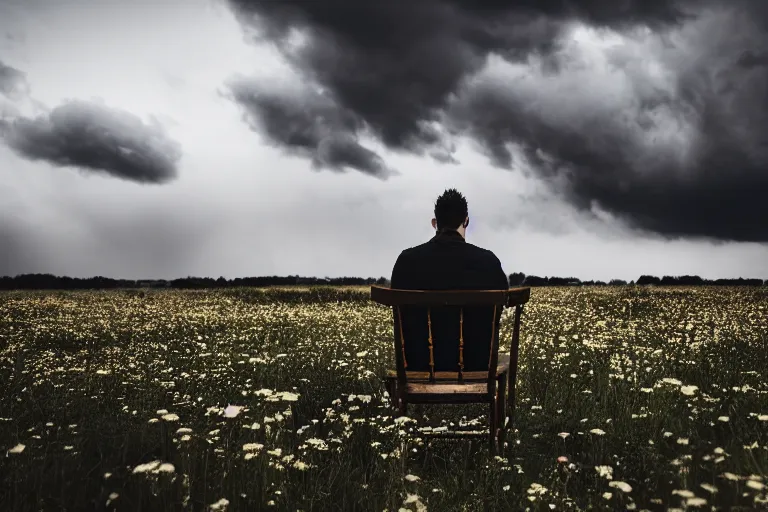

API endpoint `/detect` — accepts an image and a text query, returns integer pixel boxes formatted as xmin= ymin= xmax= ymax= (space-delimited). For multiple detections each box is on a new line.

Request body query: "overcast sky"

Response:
xmin=1 ymin=0 xmax=767 ymax=281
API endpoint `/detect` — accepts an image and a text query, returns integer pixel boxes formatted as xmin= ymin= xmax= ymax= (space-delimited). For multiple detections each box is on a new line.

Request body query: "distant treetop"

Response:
xmin=0 ymin=273 xmax=765 ymax=290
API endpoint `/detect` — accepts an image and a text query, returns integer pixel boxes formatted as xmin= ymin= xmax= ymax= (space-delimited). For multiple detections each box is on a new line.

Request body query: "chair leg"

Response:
xmin=488 ymin=401 xmax=497 ymax=456
xmin=507 ymin=372 xmax=516 ymax=437
xmin=387 ymin=378 xmax=408 ymax=417
xmin=496 ymin=375 xmax=507 ymax=456
xmin=387 ymin=378 xmax=404 ymax=413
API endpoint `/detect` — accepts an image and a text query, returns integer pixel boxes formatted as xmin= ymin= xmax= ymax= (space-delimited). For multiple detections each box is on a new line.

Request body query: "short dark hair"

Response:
xmin=434 ymin=188 xmax=468 ymax=230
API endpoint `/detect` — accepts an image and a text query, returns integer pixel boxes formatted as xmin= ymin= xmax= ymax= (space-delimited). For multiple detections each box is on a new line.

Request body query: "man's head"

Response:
xmin=432 ymin=188 xmax=469 ymax=235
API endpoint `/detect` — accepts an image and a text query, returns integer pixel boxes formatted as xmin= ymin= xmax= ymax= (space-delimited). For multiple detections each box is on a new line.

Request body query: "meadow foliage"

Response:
xmin=1 ymin=286 xmax=767 ymax=511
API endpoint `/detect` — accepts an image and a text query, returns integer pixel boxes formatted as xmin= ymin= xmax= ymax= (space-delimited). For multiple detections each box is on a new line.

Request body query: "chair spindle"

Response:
xmin=458 ymin=308 xmax=464 ymax=383
xmin=427 ymin=307 xmax=435 ymax=382
xmin=396 ymin=306 xmax=407 ymax=369
xmin=487 ymin=304 xmax=497 ymax=375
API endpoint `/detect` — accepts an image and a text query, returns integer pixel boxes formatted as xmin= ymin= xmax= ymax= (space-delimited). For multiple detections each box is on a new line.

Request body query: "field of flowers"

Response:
xmin=1 ymin=286 xmax=767 ymax=511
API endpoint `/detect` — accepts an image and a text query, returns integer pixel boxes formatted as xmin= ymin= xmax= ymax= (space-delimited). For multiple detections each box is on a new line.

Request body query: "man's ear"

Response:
xmin=464 ymin=217 xmax=469 ymax=228
xmin=431 ymin=218 xmax=437 ymax=229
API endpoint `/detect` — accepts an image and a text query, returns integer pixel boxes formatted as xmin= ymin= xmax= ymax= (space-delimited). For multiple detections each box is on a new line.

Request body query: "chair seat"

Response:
xmin=386 ymin=353 xmax=510 ymax=382
xmin=405 ymin=382 xmax=492 ymax=403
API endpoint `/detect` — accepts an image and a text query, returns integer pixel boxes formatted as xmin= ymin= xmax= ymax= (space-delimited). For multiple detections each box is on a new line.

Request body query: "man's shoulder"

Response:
xmin=398 ymin=240 xmax=498 ymax=258
xmin=465 ymin=242 xmax=501 ymax=261
xmin=397 ymin=241 xmax=430 ymax=258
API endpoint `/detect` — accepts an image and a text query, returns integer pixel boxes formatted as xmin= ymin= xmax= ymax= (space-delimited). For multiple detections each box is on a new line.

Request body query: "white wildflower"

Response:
xmin=609 ymin=481 xmax=632 ymax=493
xmin=680 ymin=385 xmax=698 ymax=396
xmin=8 ymin=443 xmax=25 ymax=454
xmin=223 ymin=405 xmax=244 ymax=418
xmin=595 ymin=466 xmax=613 ymax=480
xmin=132 ymin=461 xmax=160 ymax=474
xmin=157 ymin=463 xmax=175 ymax=473
xmin=209 ymin=497 xmax=230 ymax=511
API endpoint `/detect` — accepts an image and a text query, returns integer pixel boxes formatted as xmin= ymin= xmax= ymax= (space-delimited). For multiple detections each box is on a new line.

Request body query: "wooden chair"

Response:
xmin=370 ymin=286 xmax=531 ymax=456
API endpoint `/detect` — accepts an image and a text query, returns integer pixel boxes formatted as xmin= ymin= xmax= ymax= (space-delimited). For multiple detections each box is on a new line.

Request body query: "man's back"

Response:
xmin=390 ymin=229 xmax=509 ymax=372
xmin=391 ymin=229 xmax=508 ymax=291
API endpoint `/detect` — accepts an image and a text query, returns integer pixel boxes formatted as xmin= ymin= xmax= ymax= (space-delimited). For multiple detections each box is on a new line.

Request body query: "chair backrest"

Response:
xmin=371 ymin=286 xmax=531 ymax=396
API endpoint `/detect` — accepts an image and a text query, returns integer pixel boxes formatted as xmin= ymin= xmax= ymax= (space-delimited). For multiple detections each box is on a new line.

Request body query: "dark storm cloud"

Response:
xmin=449 ymin=59 xmax=768 ymax=242
xmin=224 ymin=0 xmax=768 ymax=242
xmin=447 ymin=2 xmax=768 ymax=242
xmin=225 ymin=0 xmax=563 ymax=158
xmin=0 ymin=99 xmax=182 ymax=184
xmin=223 ymin=0 xmax=690 ymax=156
xmin=224 ymin=75 xmax=393 ymax=178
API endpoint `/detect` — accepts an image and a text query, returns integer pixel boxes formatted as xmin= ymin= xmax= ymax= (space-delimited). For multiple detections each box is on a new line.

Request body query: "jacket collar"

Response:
xmin=430 ymin=229 xmax=466 ymax=243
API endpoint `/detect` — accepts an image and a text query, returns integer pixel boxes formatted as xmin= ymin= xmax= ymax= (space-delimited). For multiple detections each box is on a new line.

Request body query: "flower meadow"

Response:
xmin=1 ymin=286 xmax=767 ymax=511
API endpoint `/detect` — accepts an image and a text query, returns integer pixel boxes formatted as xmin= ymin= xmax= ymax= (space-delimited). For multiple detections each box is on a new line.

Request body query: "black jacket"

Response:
xmin=390 ymin=229 xmax=509 ymax=372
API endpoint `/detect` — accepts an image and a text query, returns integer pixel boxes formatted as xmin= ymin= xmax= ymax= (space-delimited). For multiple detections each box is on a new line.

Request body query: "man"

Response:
xmin=390 ymin=189 xmax=509 ymax=372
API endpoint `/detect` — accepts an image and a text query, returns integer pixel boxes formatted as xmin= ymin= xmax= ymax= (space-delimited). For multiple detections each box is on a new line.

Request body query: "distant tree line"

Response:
xmin=0 ymin=274 xmax=390 ymax=290
xmin=0 ymin=273 xmax=765 ymax=290
xmin=507 ymin=273 xmax=766 ymax=287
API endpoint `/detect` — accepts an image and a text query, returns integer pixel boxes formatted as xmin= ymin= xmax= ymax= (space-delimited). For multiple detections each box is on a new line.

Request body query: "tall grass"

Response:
xmin=0 ymin=286 xmax=766 ymax=511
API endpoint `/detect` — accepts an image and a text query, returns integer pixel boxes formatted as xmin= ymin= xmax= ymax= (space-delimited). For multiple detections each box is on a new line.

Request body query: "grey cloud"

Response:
xmin=0 ymin=222 xmax=40 ymax=277
xmin=314 ymin=134 xmax=393 ymax=178
xmin=0 ymin=59 xmax=182 ymax=184
xmin=738 ymin=50 xmax=768 ymax=69
xmin=0 ymin=59 xmax=29 ymax=101
xmin=1 ymin=99 xmax=182 ymax=184
xmin=73 ymin=205 xmax=219 ymax=280
xmin=224 ymin=75 xmax=393 ymax=178
xmin=0 ymin=197 xmax=227 ymax=279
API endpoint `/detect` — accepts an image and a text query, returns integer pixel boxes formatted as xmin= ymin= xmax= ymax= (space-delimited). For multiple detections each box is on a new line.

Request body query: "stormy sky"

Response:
xmin=1 ymin=0 xmax=767 ymax=281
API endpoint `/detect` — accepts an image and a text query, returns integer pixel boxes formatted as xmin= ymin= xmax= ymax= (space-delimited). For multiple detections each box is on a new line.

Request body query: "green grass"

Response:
xmin=1 ymin=286 xmax=767 ymax=511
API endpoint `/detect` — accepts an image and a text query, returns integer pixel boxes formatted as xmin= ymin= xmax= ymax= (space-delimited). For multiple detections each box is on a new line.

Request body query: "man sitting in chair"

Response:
xmin=390 ymin=188 xmax=509 ymax=373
